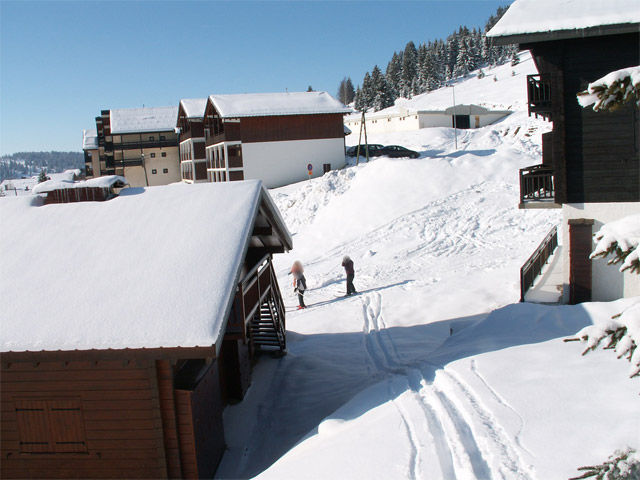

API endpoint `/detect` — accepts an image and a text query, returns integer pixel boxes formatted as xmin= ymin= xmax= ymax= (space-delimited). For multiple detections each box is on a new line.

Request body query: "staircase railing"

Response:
xmin=233 ymin=254 xmax=286 ymax=352
xmin=520 ymin=225 xmax=559 ymax=302
xmin=519 ymin=164 xmax=555 ymax=204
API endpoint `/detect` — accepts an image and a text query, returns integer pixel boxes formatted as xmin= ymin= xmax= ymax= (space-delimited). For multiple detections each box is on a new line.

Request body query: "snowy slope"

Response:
xmin=213 ymin=54 xmax=639 ymax=480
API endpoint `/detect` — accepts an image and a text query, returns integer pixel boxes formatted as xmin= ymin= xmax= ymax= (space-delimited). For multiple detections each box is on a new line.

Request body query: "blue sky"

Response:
xmin=0 ymin=0 xmax=511 ymax=154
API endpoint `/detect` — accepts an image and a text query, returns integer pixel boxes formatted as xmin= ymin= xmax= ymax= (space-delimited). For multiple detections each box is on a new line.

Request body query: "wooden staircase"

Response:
xmin=250 ymin=294 xmax=286 ymax=353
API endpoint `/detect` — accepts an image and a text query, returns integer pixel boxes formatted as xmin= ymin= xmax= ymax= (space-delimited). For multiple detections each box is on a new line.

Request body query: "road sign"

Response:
xmin=307 ymin=163 xmax=313 ymax=172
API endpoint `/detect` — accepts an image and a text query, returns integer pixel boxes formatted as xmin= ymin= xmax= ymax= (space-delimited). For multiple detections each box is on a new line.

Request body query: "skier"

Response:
xmin=342 ymin=255 xmax=357 ymax=296
xmin=290 ymin=260 xmax=307 ymax=309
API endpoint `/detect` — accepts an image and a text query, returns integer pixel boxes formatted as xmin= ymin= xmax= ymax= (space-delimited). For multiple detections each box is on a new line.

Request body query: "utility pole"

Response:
xmin=452 ymin=84 xmax=458 ymax=151
xmin=355 ymin=111 xmax=370 ymax=165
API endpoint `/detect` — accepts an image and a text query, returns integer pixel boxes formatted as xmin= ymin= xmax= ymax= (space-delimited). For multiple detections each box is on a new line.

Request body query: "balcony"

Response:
xmin=527 ymin=74 xmax=552 ymax=120
xmin=519 ymin=164 xmax=560 ymax=208
xmin=112 ymin=139 xmax=177 ymax=151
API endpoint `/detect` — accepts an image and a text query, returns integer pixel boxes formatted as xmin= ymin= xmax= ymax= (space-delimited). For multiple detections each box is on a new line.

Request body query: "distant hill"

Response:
xmin=0 ymin=151 xmax=84 ymax=182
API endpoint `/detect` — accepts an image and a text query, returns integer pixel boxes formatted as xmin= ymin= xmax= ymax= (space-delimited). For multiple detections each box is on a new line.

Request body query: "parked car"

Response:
xmin=346 ymin=144 xmax=384 ymax=157
xmin=380 ymin=145 xmax=420 ymax=158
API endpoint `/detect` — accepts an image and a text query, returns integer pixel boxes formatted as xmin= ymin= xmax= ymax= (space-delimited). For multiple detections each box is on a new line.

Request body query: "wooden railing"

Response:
xmin=527 ymin=74 xmax=552 ymax=119
xmin=520 ymin=164 xmax=555 ymax=204
xmin=228 ymin=255 xmax=286 ymax=350
xmin=520 ymin=225 xmax=558 ymax=302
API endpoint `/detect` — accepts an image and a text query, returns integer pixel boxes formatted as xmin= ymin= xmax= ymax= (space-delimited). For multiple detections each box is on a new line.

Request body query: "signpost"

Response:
xmin=307 ymin=163 xmax=313 ymax=179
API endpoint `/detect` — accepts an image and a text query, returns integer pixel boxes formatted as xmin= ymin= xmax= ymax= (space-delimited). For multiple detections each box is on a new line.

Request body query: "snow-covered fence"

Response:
xmin=520 ymin=225 xmax=558 ymax=302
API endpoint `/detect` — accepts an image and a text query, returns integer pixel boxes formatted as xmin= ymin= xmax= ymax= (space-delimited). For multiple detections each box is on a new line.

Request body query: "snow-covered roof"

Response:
xmin=487 ymin=0 xmax=640 ymax=42
xmin=82 ymin=129 xmax=98 ymax=150
xmin=180 ymin=98 xmax=207 ymax=119
xmin=110 ymin=106 xmax=179 ymax=134
xmin=209 ymin=91 xmax=351 ymax=118
xmin=1 ymin=181 xmax=281 ymax=352
xmin=32 ymin=175 xmax=128 ymax=194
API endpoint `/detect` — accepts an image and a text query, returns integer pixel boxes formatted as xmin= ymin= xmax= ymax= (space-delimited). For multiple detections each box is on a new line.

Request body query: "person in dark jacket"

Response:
xmin=342 ymin=255 xmax=356 ymax=296
xmin=290 ymin=260 xmax=307 ymax=309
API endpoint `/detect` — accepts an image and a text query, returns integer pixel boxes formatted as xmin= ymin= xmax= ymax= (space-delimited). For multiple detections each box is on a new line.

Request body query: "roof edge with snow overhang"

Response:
xmin=487 ymin=0 xmax=640 ymax=45
xmin=208 ymin=91 xmax=352 ymax=118
xmin=179 ymin=98 xmax=208 ymax=120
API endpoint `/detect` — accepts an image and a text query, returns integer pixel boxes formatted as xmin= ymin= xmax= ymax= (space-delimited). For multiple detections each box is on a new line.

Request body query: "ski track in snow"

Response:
xmin=357 ymin=291 xmax=534 ymax=480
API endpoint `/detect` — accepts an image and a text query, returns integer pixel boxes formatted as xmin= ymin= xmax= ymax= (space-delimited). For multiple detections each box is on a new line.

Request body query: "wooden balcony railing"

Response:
xmin=520 ymin=164 xmax=555 ymax=204
xmin=520 ymin=225 xmax=558 ymax=302
xmin=527 ymin=74 xmax=552 ymax=120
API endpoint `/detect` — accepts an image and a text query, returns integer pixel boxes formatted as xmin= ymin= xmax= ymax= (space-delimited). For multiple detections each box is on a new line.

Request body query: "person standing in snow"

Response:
xmin=342 ymin=255 xmax=357 ymax=296
xmin=290 ymin=260 xmax=307 ymax=309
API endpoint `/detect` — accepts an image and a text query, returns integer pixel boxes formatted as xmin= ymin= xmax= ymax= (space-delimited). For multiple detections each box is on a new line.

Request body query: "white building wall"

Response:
xmin=418 ymin=114 xmax=454 ymax=128
xmin=241 ymin=138 xmax=346 ymax=189
xmin=562 ymin=202 xmax=640 ymax=302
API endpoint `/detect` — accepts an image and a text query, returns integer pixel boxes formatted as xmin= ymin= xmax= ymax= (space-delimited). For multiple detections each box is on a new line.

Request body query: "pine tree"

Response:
xmin=385 ymin=52 xmax=403 ymax=97
xmin=307 ymin=85 xmax=314 ymax=92
xmin=37 ymin=169 xmax=48 ymax=183
xmin=345 ymin=77 xmax=355 ymax=104
xmin=370 ymin=65 xmax=395 ymax=111
xmin=354 ymin=86 xmax=364 ymax=111
xmin=400 ymin=41 xmax=418 ymax=98
xmin=361 ymin=72 xmax=374 ymax=110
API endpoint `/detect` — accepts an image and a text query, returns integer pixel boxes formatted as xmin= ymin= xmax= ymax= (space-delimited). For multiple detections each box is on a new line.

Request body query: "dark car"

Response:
xmin=346 ymin=144 xmax=384 ymax=157
xmin=380 ymin=145 xmax=420 ymax=158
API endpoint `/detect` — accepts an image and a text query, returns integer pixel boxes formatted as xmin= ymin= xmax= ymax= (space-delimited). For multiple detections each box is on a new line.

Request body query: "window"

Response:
xmin=15 ymin=399 xmax=87 ymax=454
xmin=150 ymin=153 xmax=156 ymax=158
xmin=163 ymin=168 xmax=168 ymax=174
xmin=160 ymin=135 xmax=165 ymax=140
xmin=149 ymin=136 xmax=155 ymax=141
xmin=152 ymin=169 xmax=157 ymax=174
xmin=161 ymin=152 xmax=167 ymax=157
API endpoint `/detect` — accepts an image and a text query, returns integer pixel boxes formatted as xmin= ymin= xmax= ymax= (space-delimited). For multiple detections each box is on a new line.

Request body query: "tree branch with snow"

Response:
xmin=565 ymin=302 xmax=640 ymax=378
xmin=577 ymin=66 xmax=640 ymax=112
xmin=570 ymin=448 xmax=640 ymax=480
xmin=590 ymin=214 xmax=640 ymax=274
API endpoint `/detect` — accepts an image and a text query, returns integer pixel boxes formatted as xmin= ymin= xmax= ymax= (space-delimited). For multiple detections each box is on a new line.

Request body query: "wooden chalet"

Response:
xmin=1 ymin=181 xmax=292 ymax=478
xmin=203 ymin=91 xmax=351 ymax=188
xmin=31 ymin=175 xmax=129 ymax=205
xmin=488 ymin=0 xmax=640 ymax=303
xmin=177 ymin=99 xmax=208 ymax=184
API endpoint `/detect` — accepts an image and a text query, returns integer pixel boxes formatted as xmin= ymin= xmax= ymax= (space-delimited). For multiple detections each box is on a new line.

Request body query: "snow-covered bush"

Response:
xmin=570 ymin=448 xmax=640 ymax=480
xmin=590 ymin=214 xmax=640 ymax=274
xmin=566 ymin=302 xmax=640 ymax=378
xmin=577 ymin=66 xmax=640 ymax=112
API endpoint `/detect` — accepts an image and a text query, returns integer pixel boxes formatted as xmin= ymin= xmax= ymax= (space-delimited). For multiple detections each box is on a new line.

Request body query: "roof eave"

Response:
xmin=489 ymin=22 xmax=640 ymax=46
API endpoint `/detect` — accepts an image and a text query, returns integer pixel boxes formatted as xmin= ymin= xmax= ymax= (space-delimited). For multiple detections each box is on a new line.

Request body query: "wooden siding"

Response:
xmin=218 ymin=339 xmax=251 ymax=404
xmin=173 ymin=361 xmax=225 ymax=480
xmin=526 ymin=32 xmax=640 ymax=204
xmin=1 ymin=359 xmax=167 ymax=479
xmin=156 ymin=360 xmax=182 ymax=479
xmin=569 ymin=219 xmax=594 ymax=304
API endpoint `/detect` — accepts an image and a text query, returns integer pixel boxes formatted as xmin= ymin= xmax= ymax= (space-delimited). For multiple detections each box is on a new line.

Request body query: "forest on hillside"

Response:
xmin=0 ymin=151 xmax=84 ymax=182
xmin=337 ymin=6 xmax=517 ymax=111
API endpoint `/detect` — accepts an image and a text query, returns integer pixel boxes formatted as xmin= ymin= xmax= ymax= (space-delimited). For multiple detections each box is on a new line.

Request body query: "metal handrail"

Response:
xmin=520 ymin=225 xmax=559 ymax=302
xmin=520 ymin=164 xmax=555 ymax=203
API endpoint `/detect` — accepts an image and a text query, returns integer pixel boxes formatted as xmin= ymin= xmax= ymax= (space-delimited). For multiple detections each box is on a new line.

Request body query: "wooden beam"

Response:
xmin=252 ymin=225 xmax=272 ymax=236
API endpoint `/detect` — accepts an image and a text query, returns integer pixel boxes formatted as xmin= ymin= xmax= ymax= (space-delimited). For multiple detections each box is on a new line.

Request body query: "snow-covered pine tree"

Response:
xmin=570 ymin=448 xmax=640 ymax=480
xmin=361 ymin=72 xmax=374 ymax=111
xmin=453 ymin=37 xmax=471 ymax=78
xmin=345 ymin=77 xmax=355 ymax=104
xmin=385 ymin=52 xmax=403 ymax=98
xmin=371 ymin=65 xmax=395 ymax=111
xmin=400 ymin=41 xmax=418 ymax=98
xmin=37 ymin=169 xmax=48 ymax=183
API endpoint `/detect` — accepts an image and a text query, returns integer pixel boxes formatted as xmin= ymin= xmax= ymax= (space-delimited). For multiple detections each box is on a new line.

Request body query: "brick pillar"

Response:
xmin=569 ymin=218 xmax=594 ymax=304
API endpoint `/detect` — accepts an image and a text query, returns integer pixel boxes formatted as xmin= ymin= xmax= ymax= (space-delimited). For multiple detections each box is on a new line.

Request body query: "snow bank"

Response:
xmin=1 ymin=181 xmax=263 ymax=352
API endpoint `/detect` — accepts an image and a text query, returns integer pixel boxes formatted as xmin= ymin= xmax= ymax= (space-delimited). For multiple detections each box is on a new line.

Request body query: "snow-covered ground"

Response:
xmin=215 ymin=54 xmax=639 ymax=480
xmin=1 ymin=169 xmax=81 ymax=197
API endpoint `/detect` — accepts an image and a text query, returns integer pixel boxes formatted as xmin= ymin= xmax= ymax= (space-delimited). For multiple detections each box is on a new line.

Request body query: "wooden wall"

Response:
xmin=527 ymin=32 xmax=639 ymax=204
xmin=1 ymin=359 xmax=167 ymax=479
